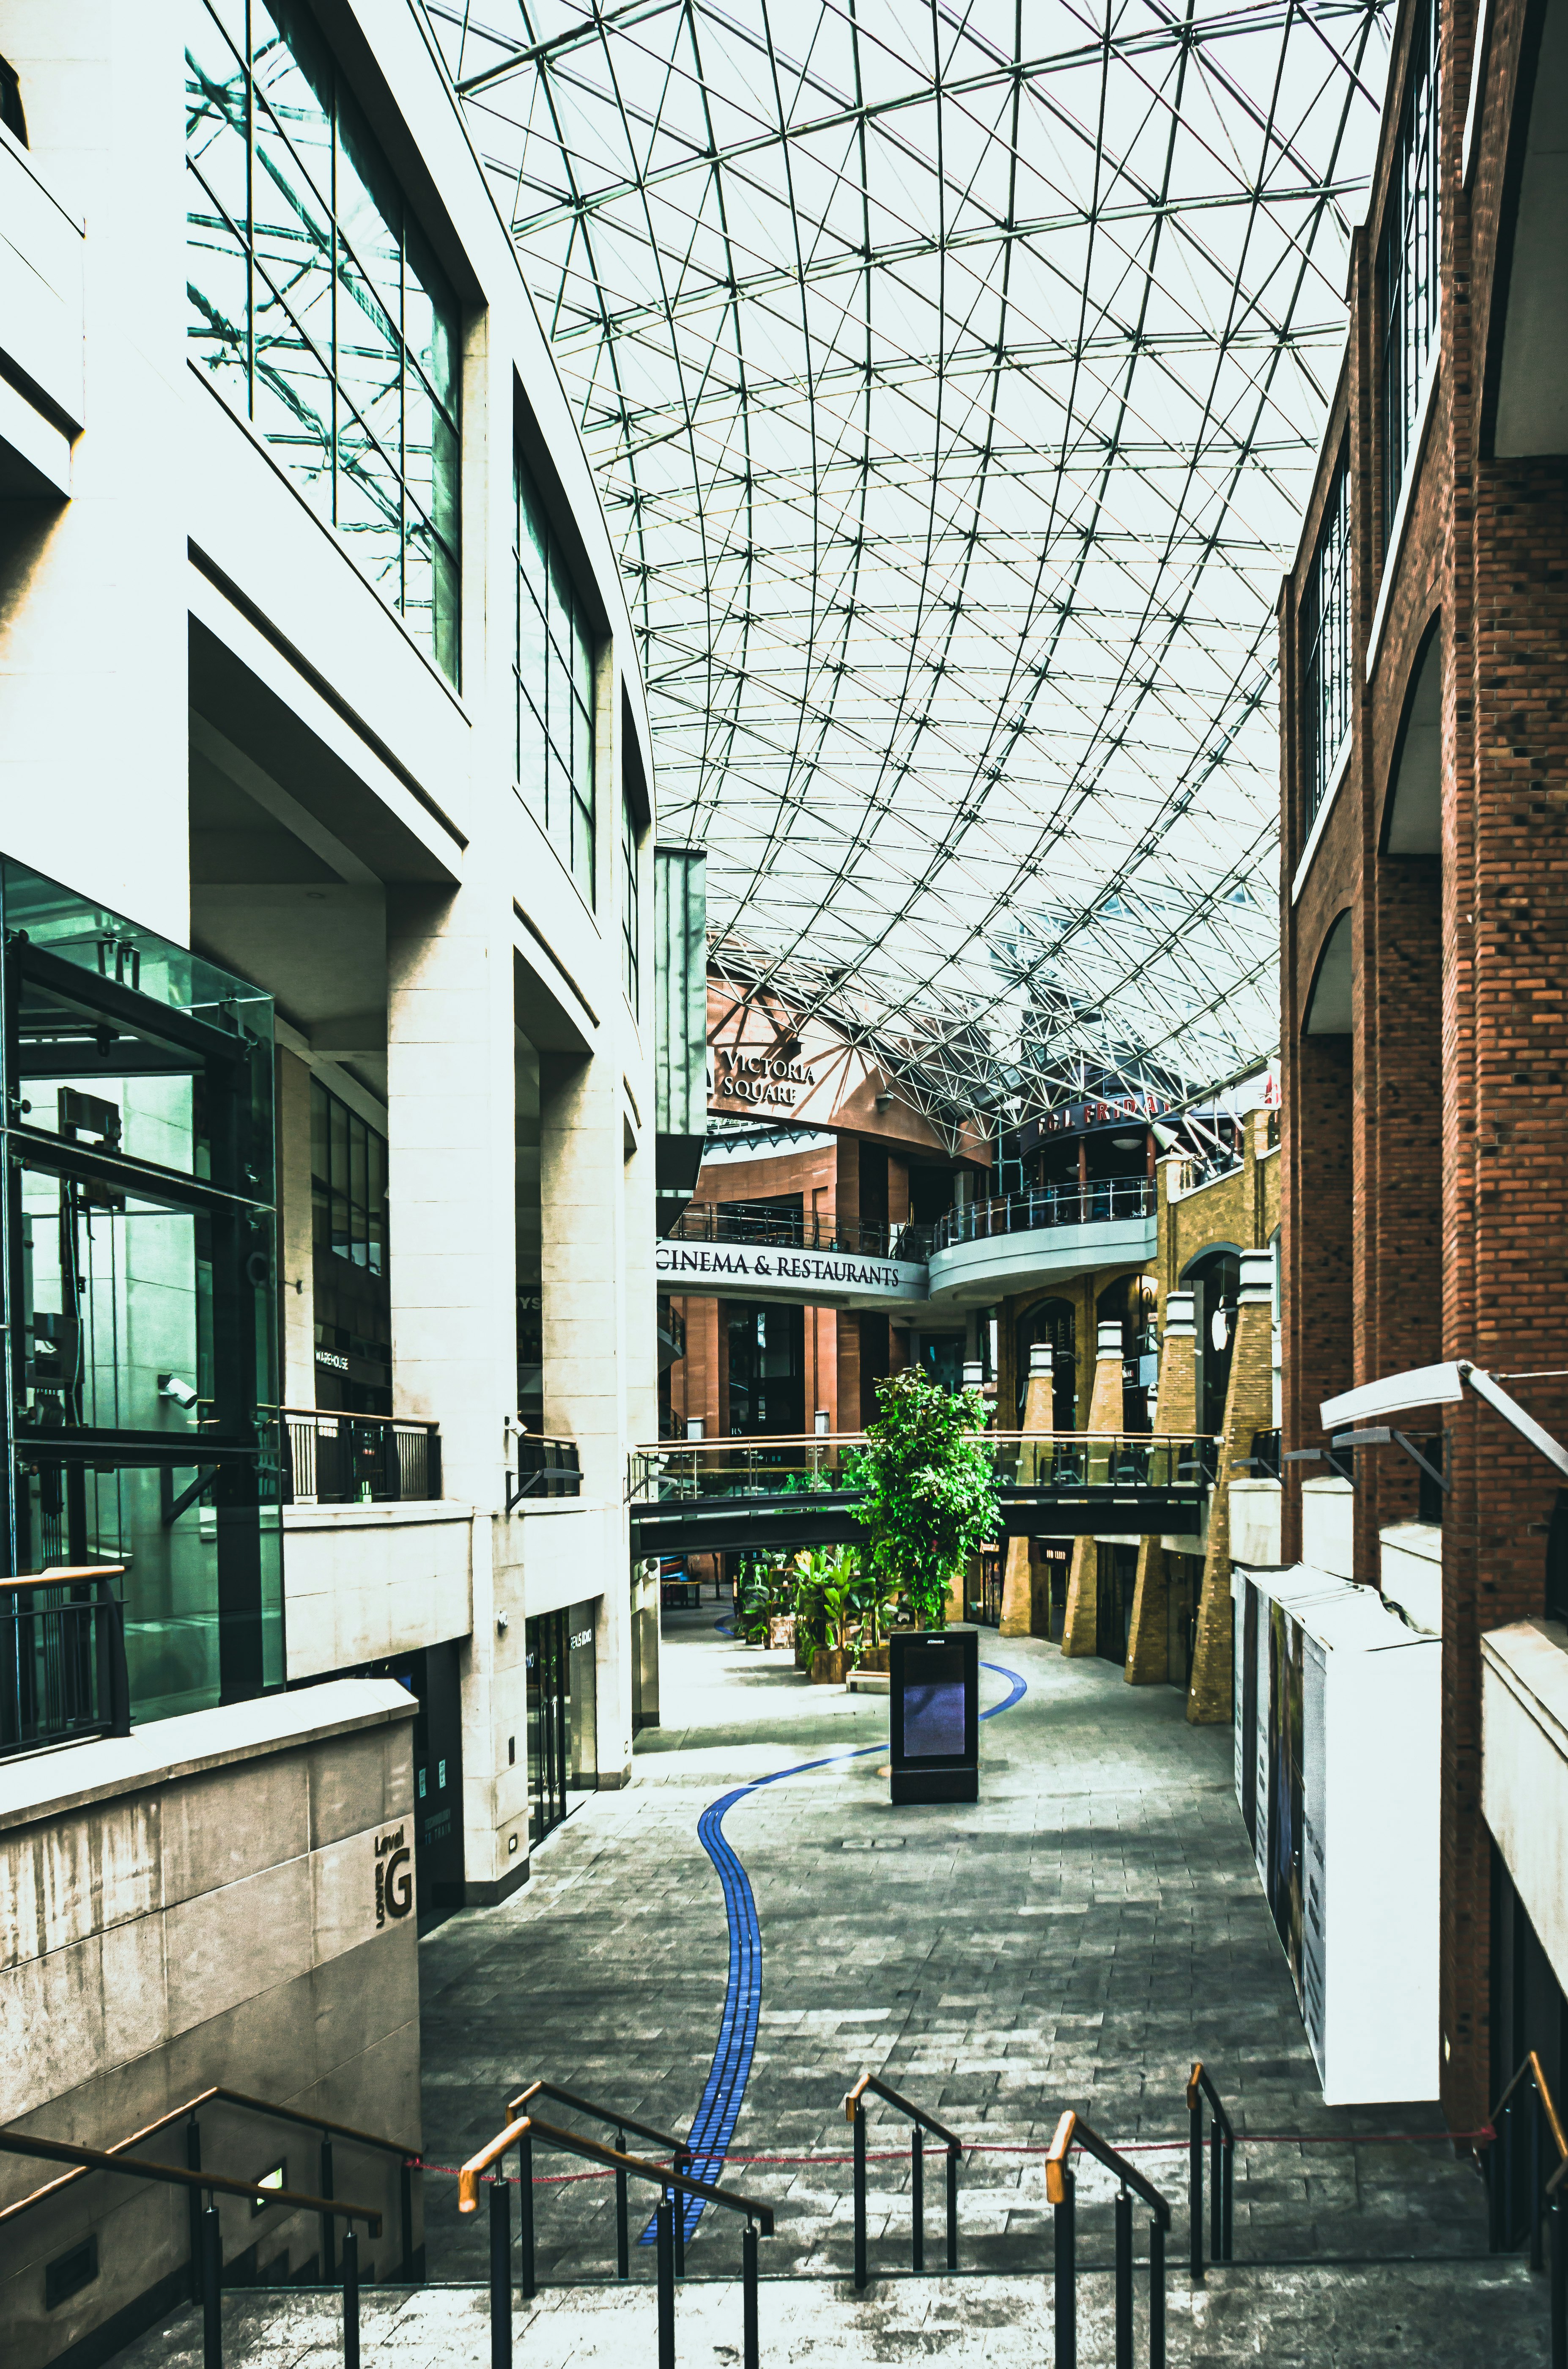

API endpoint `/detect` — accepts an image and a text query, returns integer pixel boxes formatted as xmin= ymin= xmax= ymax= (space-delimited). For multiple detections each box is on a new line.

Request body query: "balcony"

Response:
xmin=926 ymin=1178 xmax=1157 ymax=1304
xmin=280 ymin=1410 xmax=468 ymax=1680
xmin=281 ymin=1408 xmax=441 ymax=1505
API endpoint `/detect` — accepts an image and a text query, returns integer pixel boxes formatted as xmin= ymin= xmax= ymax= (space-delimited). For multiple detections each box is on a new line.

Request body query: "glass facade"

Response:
xmin=526 ymin=1601 xmax=598 ymax=1847
xmin=309 ymin=1077 xmax=390 ymax=1412
xmin=0 ymin=859 xmax=280 ymax=1719
xmin=1302 ymin=451 xmax=1351 ymax=831
xmin=514 ymin=455 xmax=596 ymax=900
xmin=1379 ymin=0 xmax=1441 ymax=543
xmin=515 ymin=1032 xmax=543 ymax=1430
xmin=185 ymin=0 xmax=461 ymax=679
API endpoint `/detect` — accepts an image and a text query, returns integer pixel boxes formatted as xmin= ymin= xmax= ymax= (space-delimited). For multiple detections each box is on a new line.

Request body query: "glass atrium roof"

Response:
xmin=425 ymin=1 xmax=1391 ymax=1133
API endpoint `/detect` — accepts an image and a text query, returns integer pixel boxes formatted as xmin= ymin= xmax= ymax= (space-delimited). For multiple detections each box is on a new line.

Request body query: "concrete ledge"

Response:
xmin=0 ymin=1677 xmax=414 ymax=1832
xmin=1483 ymin=1620 xmax=1568 ymax=1996
xmin=284 ymin=1499 xmax=474 ymax=1529
xmin=1381 ymin=1522 xmax=1442 ymax=1635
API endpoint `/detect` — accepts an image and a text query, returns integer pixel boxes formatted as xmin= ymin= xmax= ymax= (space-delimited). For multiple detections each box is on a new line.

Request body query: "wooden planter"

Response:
xmin=810 ymin=1646 xmax=847 ymax=1685
xmin=858 ymin=1643 xmax=890 ymax=1673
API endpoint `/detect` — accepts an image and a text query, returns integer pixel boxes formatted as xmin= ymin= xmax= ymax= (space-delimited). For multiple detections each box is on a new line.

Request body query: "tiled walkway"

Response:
xmin=417 ymin=1614 xmax=1488 ymax=2286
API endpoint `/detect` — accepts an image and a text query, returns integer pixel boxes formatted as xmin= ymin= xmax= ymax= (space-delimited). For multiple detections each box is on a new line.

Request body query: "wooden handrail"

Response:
xmin=0 ymin=1564 xmax=124 ymax=1594
xmin=1493 ymin=2051 xmax=1568 ymax=2163
xmin=0 ymin=2130 xmax=382 ymax=2232
xmin=1187 ymin=2059 xmax=1236 ymax=2142
xmin=0 ymin=2083 xmax=416 ymax=2225
xmin=504 ymin=2078 xmax=686 ymax=2160
xmin=458 ymin=2113 xmax=773 ymax=2230
xmin=1044 ymin=2109 xmax=1172 ymax=2224
xmin=636 ymin=1431 xmax=1217 ymax=1453
xmin=843 ymin=2073 xmax=964 ymax=2154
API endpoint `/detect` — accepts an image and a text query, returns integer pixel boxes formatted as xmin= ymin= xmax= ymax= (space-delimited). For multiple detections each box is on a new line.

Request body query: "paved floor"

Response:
xmin=118 ymin=2258 xmax=1552 ymax=2369
xmin=416 ymin=1615 xmax=1491 ymax=2290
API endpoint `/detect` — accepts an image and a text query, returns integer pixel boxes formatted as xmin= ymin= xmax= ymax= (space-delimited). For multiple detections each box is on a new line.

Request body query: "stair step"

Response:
xmin=112 ymin=2259 xmax=1549 ymax=2368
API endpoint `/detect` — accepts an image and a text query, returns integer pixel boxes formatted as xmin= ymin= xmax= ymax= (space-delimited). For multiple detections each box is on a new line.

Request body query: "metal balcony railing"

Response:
xmin=282 ymin=1411 xmax=441 ymax=1506
xmin=665 ymin=1203 xmax=929 ymax=1262
xmin=0 ymin=1565 xmax=130 ymax=1762
xmin=932 ymin=1177 xmax=1155 ymax=1251
xmin=508 ymin=1433 xmax=583 ymax=1511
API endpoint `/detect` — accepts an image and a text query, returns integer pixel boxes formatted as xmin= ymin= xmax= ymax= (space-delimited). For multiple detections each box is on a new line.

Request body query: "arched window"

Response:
xmin=1184 ymin=1245 xmax=1242 ymax=1436
xmin=1016 ymin=1298 xmax=1075 ymax=1428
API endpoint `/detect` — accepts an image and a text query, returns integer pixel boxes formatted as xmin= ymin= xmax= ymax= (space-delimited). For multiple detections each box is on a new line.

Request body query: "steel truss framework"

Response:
xmin=423 ymin=0 xmax=1391 ymax=1137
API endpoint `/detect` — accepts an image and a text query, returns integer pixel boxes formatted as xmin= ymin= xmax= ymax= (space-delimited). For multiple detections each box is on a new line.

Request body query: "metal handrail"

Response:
xmin=505 ymin=2079 xmax=692 ymax=2278
xmin=1489 ymin=2048 xmax=1568 ymax=2369
xmin=1185 ymin=2061 xmax=1235 ymax=2283
xmin=1045 ymin=2110 xmax=1169 ymax=2369
xmin=0 ymin=2082 xmax=416 ymax=2225
xmin=0 ymin=2127 xmax=381 ymax=2369
xmin=459 ymin=2112 xmax=772 ymax=2369
xmin=932 ymin=1176 xmax=1156 ymax=1251
xmin=843 ymin=2073 xmax=964 ymax=2289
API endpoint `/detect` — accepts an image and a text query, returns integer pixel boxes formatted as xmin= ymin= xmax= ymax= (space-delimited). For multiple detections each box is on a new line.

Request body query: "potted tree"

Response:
xmin=851 ymin=1369 xmax=1002 ymax=1631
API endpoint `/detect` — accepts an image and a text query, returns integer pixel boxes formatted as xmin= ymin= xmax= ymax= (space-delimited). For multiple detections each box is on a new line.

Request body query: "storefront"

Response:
xmin=526 ymin=1602 xmax=600 ymax=1845
xmin=369 ymin=1641 xmax=466 ymax=1915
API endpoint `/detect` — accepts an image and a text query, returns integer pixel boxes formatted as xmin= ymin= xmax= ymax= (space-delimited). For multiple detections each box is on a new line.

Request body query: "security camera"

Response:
xmin=158 ymin=1373 xmax=199 ymax=1410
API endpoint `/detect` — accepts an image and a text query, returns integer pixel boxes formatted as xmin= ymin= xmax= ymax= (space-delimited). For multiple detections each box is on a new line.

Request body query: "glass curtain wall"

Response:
xmin=0 ymin=859 xmax=280 ymax=1720
xmin=515 ymin=1031 xmax=543 ymax=1432
xmin=1379 ymin=0 xmax=1441 ymax=541
xmin=621 ymin=793 xmax=639 ymax=1010
xmin=514 ymin=456 xmax=596 ymax=900
xmin=526 ymin=1600 xmax=598 ymax=1847
xmin=309 ymin=1077 xmax=390 ymax=1412
xmin=184 ymin=0 xmax=461 ymax=678
xmin=1302 ymin=451 xmax=1352 ymax=831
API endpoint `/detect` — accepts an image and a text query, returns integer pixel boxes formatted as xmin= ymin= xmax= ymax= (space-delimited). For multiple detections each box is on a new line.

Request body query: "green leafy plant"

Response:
xmin=851 ymin=1368 xmax=1002 ymax=1630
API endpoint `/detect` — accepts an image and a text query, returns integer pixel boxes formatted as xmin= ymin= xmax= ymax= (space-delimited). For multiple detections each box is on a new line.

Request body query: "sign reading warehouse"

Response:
xmin=655 ymin=1239 xmax=929 ymax=1304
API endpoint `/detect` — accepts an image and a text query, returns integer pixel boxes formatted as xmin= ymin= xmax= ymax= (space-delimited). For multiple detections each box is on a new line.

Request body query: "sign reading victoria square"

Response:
xmin=655 ymin=1236 xmax=929 ymax=1305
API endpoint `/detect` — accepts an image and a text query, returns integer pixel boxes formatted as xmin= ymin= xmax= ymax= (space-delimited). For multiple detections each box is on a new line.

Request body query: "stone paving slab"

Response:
xmin=111 ymin=2259 xmax=1549 ymax=2369
xmin=416 ymin=1621 xmax=1490 ymax=2287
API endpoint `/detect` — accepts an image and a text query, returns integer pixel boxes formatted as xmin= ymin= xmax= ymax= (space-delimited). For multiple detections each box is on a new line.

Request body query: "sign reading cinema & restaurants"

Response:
xmin=655 ymin=1236 xmax=929 ymax=1308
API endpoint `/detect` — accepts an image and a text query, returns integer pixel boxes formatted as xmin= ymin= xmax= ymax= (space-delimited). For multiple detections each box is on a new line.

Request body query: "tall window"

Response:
xmin=1379 ymin=0 xmax=1441 ymax=543
xmin=621 ymin=794 xmax=639 ymax=1010
xmin=1302 ymin=451 xmax=1351 ymax=829
xmin=185 ymin=1 xmax=461 ymax=681
xmin=310 ymin=1079 xmax=387 ymax=1276
xmin=514 ymin=455 xmax=596 ymax=900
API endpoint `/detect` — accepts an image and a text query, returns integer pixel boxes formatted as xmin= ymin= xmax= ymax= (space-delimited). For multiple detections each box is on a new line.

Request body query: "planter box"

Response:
xmin=768 ymin=1615 xmax=796 ymax=1652
xmin=858 ymin=1644 xmax=890 ymax=1673
xmin=810 ymin=1647 xmax=847 ymax=1685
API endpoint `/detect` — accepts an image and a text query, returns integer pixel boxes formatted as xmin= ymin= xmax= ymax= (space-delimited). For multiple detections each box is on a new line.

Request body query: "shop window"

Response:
xmin=1015 ymin=1299 xmax=1076 ymax=1427
xmin=515 ymin=1032 xmax=543 ymax=1430
xmin=727 ymin=1301 xmax=803 ymax=1436
xmin=1302 ymin=449 xmax=1351 ymax=830
xmin=1378 ymin=0 xmax=1441 ymax=544
xmin=184 ymin=0 xmax=461 ymax=679
xmin=1 ymin=856 xmax=280 ymax=1720
xmin=514 ymin=453 xmax=596 ymax=900
xmin=309 ymin=1077 xmax=389 ymax=1412
xmin=526 ymin=1601 xmax=598 ymax=1848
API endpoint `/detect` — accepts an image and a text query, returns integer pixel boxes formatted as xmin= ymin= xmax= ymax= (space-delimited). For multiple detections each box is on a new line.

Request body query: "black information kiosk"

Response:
xmin=889 ymin=1627 xmax=979 ymax=1804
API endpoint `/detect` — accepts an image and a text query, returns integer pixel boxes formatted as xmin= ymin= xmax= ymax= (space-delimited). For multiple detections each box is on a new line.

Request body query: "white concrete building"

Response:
xmin=0 ymin=0 xmax=657 ymax=1908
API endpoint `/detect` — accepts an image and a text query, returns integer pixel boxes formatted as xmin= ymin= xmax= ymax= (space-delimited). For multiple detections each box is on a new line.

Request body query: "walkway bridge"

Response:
xmin=628 ymin=1432 xmax=1216 ymax=1559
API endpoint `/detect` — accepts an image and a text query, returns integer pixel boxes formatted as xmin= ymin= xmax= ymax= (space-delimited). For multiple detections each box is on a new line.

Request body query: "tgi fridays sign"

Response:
xmin=1020 ymin=1092 xmax=1168 ymax=1149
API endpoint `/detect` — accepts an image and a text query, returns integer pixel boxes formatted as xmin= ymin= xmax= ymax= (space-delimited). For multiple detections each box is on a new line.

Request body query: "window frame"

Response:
xmin=1301 ymin=446 xmax=1352 ymax=835
xmin=621 ymin=792 xmax=640 ymax=1012
xmin=1377 ymin=0 xmax=1441 ymax=549
xmin=513 ymin=450 xmax=598 ymax=904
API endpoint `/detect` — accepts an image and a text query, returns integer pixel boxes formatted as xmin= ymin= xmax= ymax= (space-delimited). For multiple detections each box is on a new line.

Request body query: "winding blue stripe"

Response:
xmin=644 ymin=1653 xmax=1028 ymax=2240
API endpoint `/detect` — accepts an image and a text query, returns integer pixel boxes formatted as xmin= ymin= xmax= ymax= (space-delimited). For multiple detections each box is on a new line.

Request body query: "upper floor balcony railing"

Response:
xmin=0 ymin=1565 xmax=131 ymax=1762
xmin=508 ymin=1432 xmax=583 ymax=1510
xmin=629 ymin=1429 xmax=1217 ymax=1501
xmin=666 ymin=1202 xmax=931 ymax=1264
xmin=282 ymin=1409 xmax=442 ymax=1507
xmin=932 ymin=1177 xmax=1155 ymax=1251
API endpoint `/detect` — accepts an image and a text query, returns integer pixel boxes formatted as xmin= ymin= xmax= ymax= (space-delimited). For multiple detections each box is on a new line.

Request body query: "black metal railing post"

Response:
xmin=910 ymin=2127 xmax=924 ymax=2272
xmin=1552 ymin=2192 xmax=1567 ymax=2369
xmin=400 ymin=2155 xmax=415 ymax=2281
xmin=186 ymin=2118 xmax=204 ymax=2303
xmin=489 ymin=2175 xmax=512 ymax=2369
xmin=341 ymin=2226 xmax=360 ymax=2369
xmin=853 ymin=2100 xmax=868 ymax=2290
xmin=1535 ymin=2094 xmax=1547 ymax=2275
xmin=1493 ymin=2100 xmax=1511 ymax=2251
xmin=517 ymin=2130 xmax=536 ymax=2302
xmin=1149 ymin=2211 xmax=1166 ymax=2369
xmin=1188 ymin=2088 xmax=1203 ymax=2284
xmin=1114 ymin=2188 xmax=1133 ymax=2369
xmin=1053 ymin=2166 xmax=1076 ymax=2369
xmin=674 ymin=2147 xmax=689 ymax=2278
xmin=1221 ymin=2133 xmax=1234 ymax=2262
xmin=615 ymin=2127 xmax=630 ymax=2278
xmin=946 ymin=2144 xmax=959 ymax=2271
xmin=1209 ymin=2117 xmax=1223 ymax=2265
xmin=200 ymin=2199 xmax=223 ymax=2369
xmin=743 ymin=2220 xmax=760 ymax=2369
xmin=656 ymin=2194 xmax=676 ymax=2369
xmin=319 ymin=2134 xmax=335 ymax=2281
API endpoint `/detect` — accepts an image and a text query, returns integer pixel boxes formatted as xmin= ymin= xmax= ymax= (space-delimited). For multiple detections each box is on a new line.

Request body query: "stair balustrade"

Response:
xmin=1046 ymin=2108 xmax=1171 ymax=2369
xmin=1487 ymin=2050 xmax=1568 ymax=2367
xmin=1185 ymin=2060 xmax=1235 ymax=2282
xmin=843 ymin=2072 xmax=964 ymax=2287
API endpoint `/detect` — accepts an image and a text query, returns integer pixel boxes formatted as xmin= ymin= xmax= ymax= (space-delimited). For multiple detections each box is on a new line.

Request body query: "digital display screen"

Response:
xmin=902 ymin=1677 xmax=966 ymax=1759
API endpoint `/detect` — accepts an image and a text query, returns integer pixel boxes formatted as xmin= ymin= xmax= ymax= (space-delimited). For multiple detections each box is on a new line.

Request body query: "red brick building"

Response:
xmin=1280 ymin=0 xmax=1568 ymax=2137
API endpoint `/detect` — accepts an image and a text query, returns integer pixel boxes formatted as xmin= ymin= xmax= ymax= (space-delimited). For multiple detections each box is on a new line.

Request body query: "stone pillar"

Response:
xmin=1061 ymin=1321 xmax=1126 ymax=1655
xmin=1188 ymin=1250 xmax=1275 ymax=1723
xmin=1000 ymin=1341 xmax=1053 ymax=1636
xmin=1124 ymin=1290 xmax=1196 ymax=1683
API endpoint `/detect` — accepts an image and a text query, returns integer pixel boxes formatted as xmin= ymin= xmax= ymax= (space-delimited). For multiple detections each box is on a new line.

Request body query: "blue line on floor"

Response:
xmin=644 ymin=1651 xmax=1028 ymax=2241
